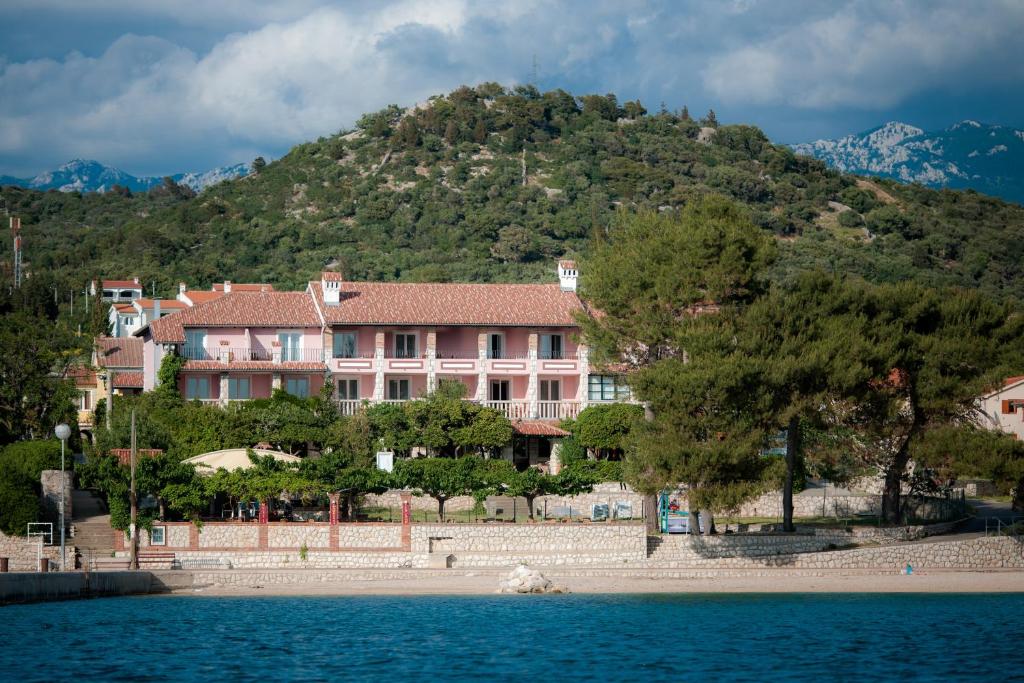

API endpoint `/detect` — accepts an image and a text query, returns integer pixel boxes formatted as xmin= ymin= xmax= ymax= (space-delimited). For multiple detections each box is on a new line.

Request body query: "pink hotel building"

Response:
xmin=138 ymin=261 xmax=632 ymax=421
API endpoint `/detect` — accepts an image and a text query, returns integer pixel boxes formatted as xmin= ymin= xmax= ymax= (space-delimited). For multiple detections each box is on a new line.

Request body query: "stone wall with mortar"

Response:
xmin=0 ymin=529 xmax=75 ymax=572
xmin=410 ymin=523 xmax=647 ymax=567
xmin=118 ymin=522 xmax=647 ymax=569
xmin=646 ymin=534 xmax=1024 ymax=570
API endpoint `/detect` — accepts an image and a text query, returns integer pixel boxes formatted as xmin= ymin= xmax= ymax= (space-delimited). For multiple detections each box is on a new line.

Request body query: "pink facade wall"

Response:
xmin=435 ymin=328 xmax=480 ymax=358
xmin=190 ymin=327 xmax=323 ymax=355
xmin=330 ymin=328 xmax=377 ymax=357
xmin=332 ymin=373 xmax=376 ymax=399
xmin=436 ymin=374 xmax=478 ymax=398
xmin=250 ymin=374 xmax=273 ymax=399
xmin=382 ymin=374 xmax=428 ymax=398
xmin=538 ymin=374 xmax=579 ymax=399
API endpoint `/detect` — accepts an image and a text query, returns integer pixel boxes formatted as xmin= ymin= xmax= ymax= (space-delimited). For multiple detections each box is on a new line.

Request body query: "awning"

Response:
xmin=511 ymin=420 xmax=570 ymax=437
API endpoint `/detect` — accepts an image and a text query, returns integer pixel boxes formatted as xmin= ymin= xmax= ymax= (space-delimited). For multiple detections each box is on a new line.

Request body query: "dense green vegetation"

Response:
xmin=2 ymin=84 xmax=1023 ymax=301
xmin=581 ymin=199 xmax=1024 ymax=525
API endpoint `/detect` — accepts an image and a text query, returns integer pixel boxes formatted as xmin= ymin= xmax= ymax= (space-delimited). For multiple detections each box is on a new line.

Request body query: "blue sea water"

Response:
xmin=2 ymin=593 xmax=1022 ymax=682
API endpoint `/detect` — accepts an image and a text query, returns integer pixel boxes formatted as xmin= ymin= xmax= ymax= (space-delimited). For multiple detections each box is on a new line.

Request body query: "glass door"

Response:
xmin=278 ymin=332 xmax=301 ymax=361
xmin=489 ymin=380 xmax=509 ymax=401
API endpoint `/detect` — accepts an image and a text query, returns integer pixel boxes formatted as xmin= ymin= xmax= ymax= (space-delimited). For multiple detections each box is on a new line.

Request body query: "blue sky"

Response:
xmin=1 ymin=0 xmax=1023 ymax=177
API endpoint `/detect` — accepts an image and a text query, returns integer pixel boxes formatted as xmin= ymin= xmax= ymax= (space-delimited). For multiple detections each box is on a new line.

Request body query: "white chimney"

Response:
xmin=558 ymin=259 xmax=578 ymax=292
xmin=322 ymin=271 xmax=342 ymax=306
xmin=223 ymin=280 xmax=232 ymax=293
xmin=178 ymin=282 xmax=187 ymax=295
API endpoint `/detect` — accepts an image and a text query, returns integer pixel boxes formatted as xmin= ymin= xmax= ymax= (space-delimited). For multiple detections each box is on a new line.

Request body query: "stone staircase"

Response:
xmin=72 ymin=521 xmax=118 ymax=568
xmin=71 ymin=489 xmax=117 ymax=569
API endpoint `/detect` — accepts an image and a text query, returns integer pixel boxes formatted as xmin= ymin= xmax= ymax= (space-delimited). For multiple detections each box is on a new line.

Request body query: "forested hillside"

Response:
xmin=3 ymin=83 xmax=1023 ymax=300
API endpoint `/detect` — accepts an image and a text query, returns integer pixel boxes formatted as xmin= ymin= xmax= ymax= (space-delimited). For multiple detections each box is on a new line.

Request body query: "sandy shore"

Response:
xmin=185 ymin=570 xmax=1024 ymax=597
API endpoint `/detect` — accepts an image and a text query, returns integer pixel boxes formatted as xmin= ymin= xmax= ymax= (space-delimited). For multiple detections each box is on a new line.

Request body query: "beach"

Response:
xmin=185 ymin=569 xmax=1024 ymax=597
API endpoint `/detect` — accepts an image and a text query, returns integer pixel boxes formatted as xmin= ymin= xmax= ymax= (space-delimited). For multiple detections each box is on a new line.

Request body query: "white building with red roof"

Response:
xmin=978 ymin=375 xmax=1024 ymax=440
xmin=91 ymin=277 xmax=143 ymax=303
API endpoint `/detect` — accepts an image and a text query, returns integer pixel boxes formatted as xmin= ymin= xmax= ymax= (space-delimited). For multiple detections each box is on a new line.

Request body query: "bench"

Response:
xmin=172 ymin=557 xmax=232 ymax=570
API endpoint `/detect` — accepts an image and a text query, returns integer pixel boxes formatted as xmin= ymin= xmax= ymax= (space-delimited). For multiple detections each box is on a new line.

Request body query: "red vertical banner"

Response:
xmin=329 ymin=493 xmax=340 ymax=526
xmin=402 ymin=501 xmax=411 ymax=525
xmin=258 ymin=499 xmax=269 ymax=524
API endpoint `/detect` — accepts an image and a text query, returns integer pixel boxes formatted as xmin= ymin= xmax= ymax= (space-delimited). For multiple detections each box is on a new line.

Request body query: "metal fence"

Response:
xmin=356 ymin=497 xmax=645 ymax=524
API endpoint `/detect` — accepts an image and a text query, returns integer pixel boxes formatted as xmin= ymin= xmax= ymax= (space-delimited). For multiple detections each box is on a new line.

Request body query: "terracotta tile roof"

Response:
xmin=183 ymin=360 xmax=324 ymax=372
xmin=1005 ymin=375 xmax=1024 ymax=387
xmin=212 ymin=282 xmax=274 ymax=292
xmin=147 ymin=291 xmax=322 ymax=343
xmin=512 ymin=420 xmax=570 ymax=437
xmin=181 ymin=290 xmax=224 ymax=305
xmin=95 ymin=337 xmax=143 ymax=368
xmin=112 ymin=372 xmax=143 ymax=388
xmin=310 ymin=281 xmax=584 ymax=327
xmin=67 ymin=365 xmax=97 ymax=386
xmin=113 ymin=303 xmax=135 ymax=313
xmin=102 ymin=279 xmax=140 ymax=289
xmin=135 ymin=298 xmax=188 ymax=310
xmin=322 ymin=271 xmax=344 ymax=282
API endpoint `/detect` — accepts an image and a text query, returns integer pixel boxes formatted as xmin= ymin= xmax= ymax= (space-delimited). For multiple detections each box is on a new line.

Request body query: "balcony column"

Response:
xmin=272 ymin=373 xmax=281 ymax=391
xmin=527 ymin=332 xmax=539 ymax=419
xmin=577 ymin=343 xmax=590 ymax=409
xmin=373 ymin=331 xmax=385 ymax=401
xmin=426 ymin=330 xmax=437 ymax=393
xmin=476 ymin=332 xmax=488 ymax=402
xmin=219 ymin=372 xmax=229 ymax=407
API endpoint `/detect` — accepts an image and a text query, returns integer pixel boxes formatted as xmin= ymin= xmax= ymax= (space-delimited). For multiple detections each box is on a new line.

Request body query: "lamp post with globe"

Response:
xmin=54 ymin=423 xmax=71 ymax=571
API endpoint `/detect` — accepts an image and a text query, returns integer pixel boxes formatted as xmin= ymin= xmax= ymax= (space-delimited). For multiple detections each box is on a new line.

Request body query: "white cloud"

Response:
xmin=0 ymin=1 xmax=1022 ymax=175
xmin=702 ymin=1 xmax=1024 ymax=109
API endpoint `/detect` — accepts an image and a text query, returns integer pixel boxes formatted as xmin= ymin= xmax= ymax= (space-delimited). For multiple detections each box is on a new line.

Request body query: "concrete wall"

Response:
xmin=0 ymin=570 xmax=155 ymax=605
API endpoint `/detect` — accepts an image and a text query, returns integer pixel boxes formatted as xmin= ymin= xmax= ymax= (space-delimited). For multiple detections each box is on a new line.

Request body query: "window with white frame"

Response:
xmin=184 ymin=329 xmax=207 ymax=359
xmin=337 ymin=378 xmax=359 ymax=400
xmin=394 ymin=333 xmax=417 ymax=358
xmin=149 ymin=526 xmax=166 ymax=546
xmin=186 ymin=376 xmax=210 ymax=399
xmin=79 ymin=390 xmax=93 ymax=411
xmin=588 ymin=375 xmax=630 ymax=401
xmin=278 ymin=331 xmax=302 ymax=361
xmin=228 ymin=377 xmax=250 ymax=399
xmin=388 ymin=378 xmax=410 ymax=400
xmin=285 ymin=377 xmax=309 ymax=397
xmin=540 ymin=333 xmax=563 ymax=359
xmin=332 ymin=332 xmax=358 ymax=358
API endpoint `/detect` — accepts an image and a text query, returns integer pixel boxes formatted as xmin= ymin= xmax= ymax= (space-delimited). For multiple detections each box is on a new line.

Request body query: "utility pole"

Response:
xmin=129 ymin=409 xmax=139 ymax=570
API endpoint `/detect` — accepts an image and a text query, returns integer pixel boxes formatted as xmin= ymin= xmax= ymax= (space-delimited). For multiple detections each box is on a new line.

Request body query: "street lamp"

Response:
xmin=54 ymin=423 xmax=71 ymax=572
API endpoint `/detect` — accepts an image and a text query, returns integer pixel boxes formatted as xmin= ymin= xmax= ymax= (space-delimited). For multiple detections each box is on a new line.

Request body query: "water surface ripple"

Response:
xmin=3 ymin=593 xmax=1023 ymax=682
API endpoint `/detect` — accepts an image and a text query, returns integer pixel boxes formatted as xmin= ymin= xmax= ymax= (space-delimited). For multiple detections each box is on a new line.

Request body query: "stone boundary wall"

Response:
xmin=129 ymin=522 xmax=404 ymax=551
xmin=121 ymin=522 xmax=647 ymax=570
xmin=647 ymin=535 xmax=1024 ymax=570
xmin=411 ymin=523 xmax=646 ymax=567
xmin=364 ymin=484 xmax=646 ymax=518
xmin=0 ymin=529 xmax=75 ymax=572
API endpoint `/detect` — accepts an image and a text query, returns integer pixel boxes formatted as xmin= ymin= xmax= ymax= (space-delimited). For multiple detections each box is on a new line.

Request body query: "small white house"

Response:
xmin=977 ymin=375 xmax=1024 ymax=440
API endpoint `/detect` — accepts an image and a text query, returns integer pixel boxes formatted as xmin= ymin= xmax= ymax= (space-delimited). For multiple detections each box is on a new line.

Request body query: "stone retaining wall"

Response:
xmin=0 ymin=529 xmax=75 ymax=572
xmin=647 ymin=535 xmax=1024 ymax=570
xmin=411 ymin=523 xmax=646 ymax=567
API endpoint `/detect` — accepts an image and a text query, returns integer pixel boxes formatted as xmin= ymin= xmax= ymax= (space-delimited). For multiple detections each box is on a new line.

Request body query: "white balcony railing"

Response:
xmin=482 ymin=400 xmax=531 ymax=420
xmin=337 ymin=399 xmax=363 ymax=416
xmin=536 ymin=400 xmax=583 ymax=420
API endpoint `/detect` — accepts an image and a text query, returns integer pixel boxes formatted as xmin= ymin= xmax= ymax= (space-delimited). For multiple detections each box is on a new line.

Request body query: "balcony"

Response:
xmin=481 ymin=400 xmax=531 ymax=420
xmin=181 ymin=347 xmax=325 ymax=364
xmin=536 ymin=400 xmax=583 ymax=420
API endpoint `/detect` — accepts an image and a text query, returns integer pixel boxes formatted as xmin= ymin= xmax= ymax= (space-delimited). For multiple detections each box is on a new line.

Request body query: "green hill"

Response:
xmin=3 ymin=83 xmax=1023 ymax=300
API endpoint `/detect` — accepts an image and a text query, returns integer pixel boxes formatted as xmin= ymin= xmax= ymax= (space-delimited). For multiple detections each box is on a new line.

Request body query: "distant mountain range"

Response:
xmin=793 ymin=121 xmax=1024 ymax=204
xmin=0 ymin=159 xmax=251 ymax=194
